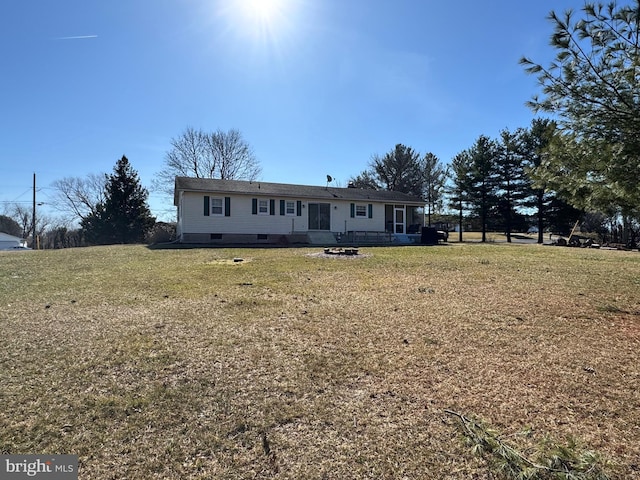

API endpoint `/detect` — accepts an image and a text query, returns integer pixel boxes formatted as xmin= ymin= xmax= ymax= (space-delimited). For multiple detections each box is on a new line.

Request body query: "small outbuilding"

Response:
xmin=0 ymin=232 xmax=28 ymax=250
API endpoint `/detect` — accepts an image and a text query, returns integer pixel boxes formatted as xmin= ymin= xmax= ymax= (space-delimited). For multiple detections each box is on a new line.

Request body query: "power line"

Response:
xmin=1 ymin=187 xmax=33 ymax=203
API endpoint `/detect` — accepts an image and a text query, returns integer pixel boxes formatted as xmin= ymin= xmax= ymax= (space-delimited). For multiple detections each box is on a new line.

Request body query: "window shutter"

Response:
xmin=204 ymin=196 xmax=210 ymax=216
xmin=350 ymin=203 xmax=355 ymax=218
xmin=225 ymin=197 xmax=231 ymax=217
xmin=280 ymin=200 xmax=285 ymax=216
xmin=252 ymin=198 xmax=258 ymax=215
xmin=270 ymin=199 xmax=276 ymax=215
xmin=368 ymin=204 xmax=373 ymax=219
xmin=296 ymin=201 xmax=302 ymax=216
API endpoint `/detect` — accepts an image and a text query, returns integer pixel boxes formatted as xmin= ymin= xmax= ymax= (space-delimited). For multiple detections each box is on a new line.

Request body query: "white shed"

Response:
xmin=0 ymin=232 xmax=28 ymax=250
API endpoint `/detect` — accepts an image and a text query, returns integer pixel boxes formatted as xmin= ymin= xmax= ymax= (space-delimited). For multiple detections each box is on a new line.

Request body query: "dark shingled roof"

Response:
xmin=174 ymin=177 xmax=425 ymax=205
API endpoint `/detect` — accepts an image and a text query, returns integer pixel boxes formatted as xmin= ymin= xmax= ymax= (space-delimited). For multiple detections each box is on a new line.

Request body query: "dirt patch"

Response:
xmin=205 ymin=257 xmax=252 ymax=265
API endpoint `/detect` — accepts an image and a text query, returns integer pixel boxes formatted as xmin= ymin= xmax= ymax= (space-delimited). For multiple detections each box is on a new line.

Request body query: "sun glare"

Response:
xmin=238 ymin=0 xmax=287 ymax=28
xmin=217 ymin=0 xmax=301 ymax=53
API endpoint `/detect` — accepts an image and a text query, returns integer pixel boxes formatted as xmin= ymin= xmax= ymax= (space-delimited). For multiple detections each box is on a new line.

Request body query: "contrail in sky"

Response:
xmin=56 ymin=35 xmax=98 ymax=40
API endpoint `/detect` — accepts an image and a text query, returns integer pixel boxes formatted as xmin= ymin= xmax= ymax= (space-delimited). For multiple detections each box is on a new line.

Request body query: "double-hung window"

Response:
xmin=350 ymin=202 xmax=373 ymax=219
xmin=258 ymin=199 xmax=269 ymax=215
xmin=285 ymin=201 xmax=295 ymax=215
xmin=204 ymin=195 xmax=230 ymax=216
xmin=211 ymin=198 xmax=223 ymax=215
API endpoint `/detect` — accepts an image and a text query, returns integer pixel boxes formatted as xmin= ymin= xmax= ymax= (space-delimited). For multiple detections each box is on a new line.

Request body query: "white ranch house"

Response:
xmin=174 ymin=177 xmax=427 ymax=245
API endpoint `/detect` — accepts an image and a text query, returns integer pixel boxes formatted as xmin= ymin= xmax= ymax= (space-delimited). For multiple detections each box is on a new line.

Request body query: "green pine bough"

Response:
xmin=444 ymin=409 xmax=610 ymax=480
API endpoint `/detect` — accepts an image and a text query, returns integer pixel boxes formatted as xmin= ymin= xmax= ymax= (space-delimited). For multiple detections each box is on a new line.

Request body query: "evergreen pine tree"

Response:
xmin=422 ymin=152 xmax=447 ymax=227
xmin=521 ymin=118 xmax=558 ymax=243
xmin=495 ymin=128 xmax=529 ymax=243
xmin=467 ymin=136 xmax=500 ymax=243
xmin=521 ymin=1 xmax=640 ymax=211
xmin=81 ymin=156 xmax=156 ymax=244
xmin=447 ymin=151 xmax=473 ymax=242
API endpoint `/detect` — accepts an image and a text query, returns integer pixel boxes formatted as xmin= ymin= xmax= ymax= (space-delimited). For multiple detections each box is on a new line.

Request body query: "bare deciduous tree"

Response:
xmin=51 ymin=173 xmax=106 ymax=223
xmin=11 ymin=204 xmax=32 ymax=239
xmin=208 ymin=129 xmax=261 ymax=181
xmin=166 ymin=127 xmax=212 ymax=179
xmin=7 ymin=203 xmax=51 ymax=245
xmin=154 ymin=127 xmax=262 ymax=195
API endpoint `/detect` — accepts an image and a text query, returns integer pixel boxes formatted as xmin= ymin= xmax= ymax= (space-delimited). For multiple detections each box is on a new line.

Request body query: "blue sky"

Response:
xmin=0 ymin=0 xmax=587 ymax=222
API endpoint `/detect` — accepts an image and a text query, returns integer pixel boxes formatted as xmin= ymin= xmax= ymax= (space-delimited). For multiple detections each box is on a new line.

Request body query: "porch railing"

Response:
xmin=339 ymin=231 xmax=394 ymax=245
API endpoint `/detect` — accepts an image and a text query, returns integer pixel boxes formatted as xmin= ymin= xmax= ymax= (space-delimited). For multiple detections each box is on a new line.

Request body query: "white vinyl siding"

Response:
xmin=343 ymin=203 xmax=382 ymax=231
xmin=181 ymin=193 xmax=308 ymax=234
xmin=179 ymin=192 xmax=405 ymax=236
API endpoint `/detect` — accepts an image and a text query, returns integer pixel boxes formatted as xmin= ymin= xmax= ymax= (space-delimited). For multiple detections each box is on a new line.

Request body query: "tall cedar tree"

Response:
xmin=495 ymin=128 xmax=529 ymax=243
xmin=467 ymin=136 xmax=499 ymax=243
xmin=82 ymin=156 xmax=156 ymax=245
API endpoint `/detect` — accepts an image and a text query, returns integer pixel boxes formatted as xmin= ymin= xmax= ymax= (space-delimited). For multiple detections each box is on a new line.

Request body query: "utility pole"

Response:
xmin=32 ymin=172 xmax=36 ymax=249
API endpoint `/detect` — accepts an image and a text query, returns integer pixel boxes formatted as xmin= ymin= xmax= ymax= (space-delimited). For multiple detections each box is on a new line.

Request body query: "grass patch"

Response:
xmin=1 ymin=244 xmax=639 ymax=478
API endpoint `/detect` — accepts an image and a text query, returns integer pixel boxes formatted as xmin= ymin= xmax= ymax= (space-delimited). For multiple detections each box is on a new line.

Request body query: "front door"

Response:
xmin=394 ymin=206 xmax=405 ymax=234
xmin=308 ymin=203 xmax=331 ymax=230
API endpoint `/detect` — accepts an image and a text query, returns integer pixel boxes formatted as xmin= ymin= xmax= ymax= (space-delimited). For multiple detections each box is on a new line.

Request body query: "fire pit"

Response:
xmin=323 ymin=247 xmax=359 ymax=256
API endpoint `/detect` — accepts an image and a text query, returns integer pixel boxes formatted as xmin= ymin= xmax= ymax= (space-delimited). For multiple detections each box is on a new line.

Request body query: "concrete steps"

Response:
xmin=305 ymin=231 xmax=338 ymax=246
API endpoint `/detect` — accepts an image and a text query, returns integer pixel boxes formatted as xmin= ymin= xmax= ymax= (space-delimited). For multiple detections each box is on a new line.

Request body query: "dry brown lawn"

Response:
xmin=1 ymin=243 xmax=639 ymax=479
